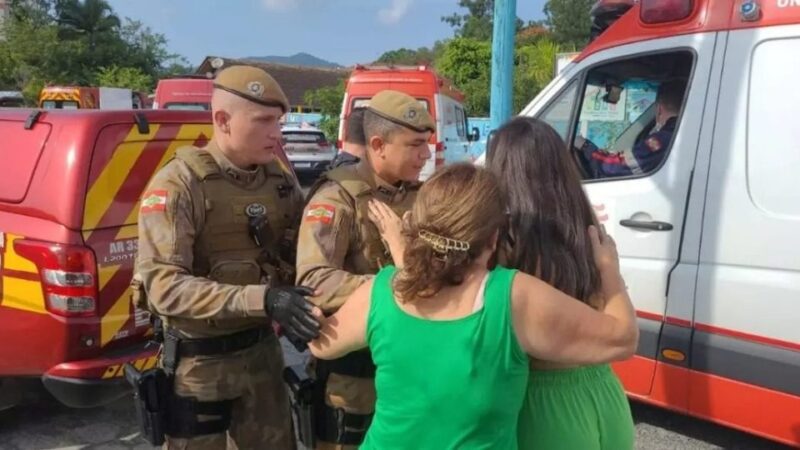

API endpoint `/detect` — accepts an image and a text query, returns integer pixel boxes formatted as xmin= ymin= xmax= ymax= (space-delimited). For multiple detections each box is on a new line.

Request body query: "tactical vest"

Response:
xmin=169 ymin=147 xmax=302 ymax=335
xmin=308 ymin=165 xmax=418 ymax=274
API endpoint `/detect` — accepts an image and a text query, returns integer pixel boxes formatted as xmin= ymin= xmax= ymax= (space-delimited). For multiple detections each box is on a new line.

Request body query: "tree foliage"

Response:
xmin=303 ymin=80 xmax=346 ymax=141
xmin=0 ymin=0 xmax=190 ymax=102
xmin=544 ymin=0 xmax=594 ymax=49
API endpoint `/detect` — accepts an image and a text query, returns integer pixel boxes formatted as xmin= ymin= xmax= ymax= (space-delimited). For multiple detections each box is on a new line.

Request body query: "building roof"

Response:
xmin=196 ymin=56 xmax=350 ymax=107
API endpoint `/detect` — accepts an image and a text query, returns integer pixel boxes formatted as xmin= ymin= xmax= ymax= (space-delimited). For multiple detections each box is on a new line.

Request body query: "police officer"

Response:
xmin=575 ymin=79 xmax=686 ymax=178
xmin=296 ymin=90 xmax=435 ymax=450
xmin=329 ymin=107 xmax=367 ymax=168
xmin=135 ymin=65 xmax=321 ymax=449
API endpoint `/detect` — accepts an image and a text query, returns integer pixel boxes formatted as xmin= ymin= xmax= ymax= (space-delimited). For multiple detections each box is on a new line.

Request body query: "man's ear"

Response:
xmin=214 ymin=109 xmax=231 ymax=134
xmin=369 ymin=135 xmax=385 ymax=157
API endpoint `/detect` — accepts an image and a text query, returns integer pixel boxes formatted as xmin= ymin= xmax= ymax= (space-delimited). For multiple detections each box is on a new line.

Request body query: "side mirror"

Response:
xmin=469 ymin=126 xmax=481 ymax=142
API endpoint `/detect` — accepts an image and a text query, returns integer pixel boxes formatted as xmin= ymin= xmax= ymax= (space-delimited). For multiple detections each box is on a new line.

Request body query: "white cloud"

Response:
xmin=261 ymin=0 xmax=298 ymax=11
xmin=378 ymin=0 xmax=412 ymax=25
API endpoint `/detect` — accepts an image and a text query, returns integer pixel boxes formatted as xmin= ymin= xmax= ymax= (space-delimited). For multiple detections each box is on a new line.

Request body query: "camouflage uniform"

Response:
xmin=136 ymin=66 xmax=304 ymax=450
xmin=295 ymin=91 xmax=434 ymax=450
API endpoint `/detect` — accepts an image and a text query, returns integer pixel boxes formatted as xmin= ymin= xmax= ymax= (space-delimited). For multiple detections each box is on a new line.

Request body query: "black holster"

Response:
xmin=125 ymin=327 xmax=240 ymax=444
xmin=125 ymin=364 xmax=170 ymax=446
xmin=284 ymin=364 xmax=315 ymax=448
xmin=313 ymin=351 xmax=375 ymax=445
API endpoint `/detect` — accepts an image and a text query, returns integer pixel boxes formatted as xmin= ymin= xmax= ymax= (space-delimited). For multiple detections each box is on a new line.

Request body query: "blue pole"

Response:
xmin=490 ymin=0 xmax=517 ymax=131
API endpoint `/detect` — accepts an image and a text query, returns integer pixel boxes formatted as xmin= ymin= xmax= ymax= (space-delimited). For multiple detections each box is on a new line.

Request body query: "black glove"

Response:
xmin=264 ymin=286 xmax=320 ymax=346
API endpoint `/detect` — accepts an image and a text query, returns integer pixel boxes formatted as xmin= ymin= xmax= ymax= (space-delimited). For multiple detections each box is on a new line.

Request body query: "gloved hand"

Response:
xmin=264 ymin=286 xmax=320 ymax=349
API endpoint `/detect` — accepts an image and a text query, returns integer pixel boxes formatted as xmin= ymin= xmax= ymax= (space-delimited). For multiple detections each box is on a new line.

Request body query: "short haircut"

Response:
xmin=363 ymin=109 xmax=408 ymax=142
xmin=345 ymin=107 xmax=367 ymax=146
xmin=656 ymin=80 xmax=687 ymax=114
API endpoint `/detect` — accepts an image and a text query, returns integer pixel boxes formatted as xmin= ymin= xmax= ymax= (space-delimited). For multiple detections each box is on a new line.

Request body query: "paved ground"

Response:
xmin=0 ymin=340 xmax=790 ymax=450
xmin=0 ymin=391 xmax=790 ymax=450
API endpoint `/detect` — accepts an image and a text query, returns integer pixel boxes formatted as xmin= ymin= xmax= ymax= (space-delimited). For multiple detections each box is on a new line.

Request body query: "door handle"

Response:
xmin=619 ymin=219 xmax=673 ymax=231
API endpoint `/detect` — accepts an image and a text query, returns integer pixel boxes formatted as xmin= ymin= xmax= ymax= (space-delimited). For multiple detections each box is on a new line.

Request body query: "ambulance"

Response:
xmin=489 ymin=0 xmax=800 ymax=445
xmin=338 ymin=65 xmax=480 ymax=180
xmin=0 ymin=109 xmax=296 ymax=410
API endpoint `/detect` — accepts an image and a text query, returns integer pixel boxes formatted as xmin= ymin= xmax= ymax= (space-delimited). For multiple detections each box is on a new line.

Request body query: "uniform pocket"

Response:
xmin=207 ymin=260 xmax=261 ymax=285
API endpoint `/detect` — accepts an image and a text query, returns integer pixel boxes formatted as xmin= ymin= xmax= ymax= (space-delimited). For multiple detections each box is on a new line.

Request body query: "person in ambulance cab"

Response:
xmin=575 ymin=80 xmax=686 ymax=178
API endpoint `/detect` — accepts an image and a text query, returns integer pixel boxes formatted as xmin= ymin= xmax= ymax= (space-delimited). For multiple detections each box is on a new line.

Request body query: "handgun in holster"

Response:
xmin=284 ymin=363 xmax=316 ymax=448
xmin=123 ymin=327 xmax=180 ymax=446
xmin=124 ymin=363 xmax=170 ymax=446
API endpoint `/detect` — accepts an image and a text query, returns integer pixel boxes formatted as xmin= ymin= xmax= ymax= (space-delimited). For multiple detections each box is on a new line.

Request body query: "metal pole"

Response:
xmin=490 ymin=0 xmax=517 ymax=131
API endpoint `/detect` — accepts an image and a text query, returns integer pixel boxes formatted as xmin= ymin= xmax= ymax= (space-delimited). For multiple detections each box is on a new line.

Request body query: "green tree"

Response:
xmin=94 ymin=65 xmax=153 ymax=92
xmin=513 ymin=39 xmax=559 ymax=112
xmin=0 ymin=14 xmax=91 ymax=101
xmin=56 ymin=0 xmax=121 ymax=49
xmin=375 ymin=47 xmax=435 ymax=66
xmin=436 ymin=38 xmax=492 ymax=116
xmin=303 ymin=80 xmax=346 ymax=141
xmin=544 ymin=0 xmax=593 ymax=48
xmin=435 ymin=37 xmax=561 ymax=116
xmin=1 ymin=0 xmax=190 ymax=95
xmin=442 ymin=0 xmax=523 ymax=41
xmin=117 ymin=19 xmax=187 ymax=81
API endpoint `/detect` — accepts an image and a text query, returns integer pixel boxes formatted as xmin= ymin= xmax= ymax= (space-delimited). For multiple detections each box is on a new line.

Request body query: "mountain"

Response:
xmin=244 ymin=53 xmax=343 ymax=69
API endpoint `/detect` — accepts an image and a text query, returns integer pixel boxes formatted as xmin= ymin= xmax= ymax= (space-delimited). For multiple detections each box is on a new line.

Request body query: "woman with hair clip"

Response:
xmin=307 ymin=163 xmax=638 ymax=449
xmin=486 ymin=117 xmax=636 ymax=450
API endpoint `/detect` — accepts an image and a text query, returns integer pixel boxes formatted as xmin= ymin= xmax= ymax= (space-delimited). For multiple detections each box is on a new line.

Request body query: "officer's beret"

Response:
xmin=367 ymin=90 xmax=435 ymax=133
xmin=213 ymin=65 xmax=289 ymax=113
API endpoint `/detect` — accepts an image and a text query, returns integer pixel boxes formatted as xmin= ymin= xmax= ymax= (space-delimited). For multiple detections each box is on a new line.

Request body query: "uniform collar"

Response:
xmin=355 ymin=160 xmax=411 ymax=203
xmin=204 ymin=141 xmax=263 ymax=186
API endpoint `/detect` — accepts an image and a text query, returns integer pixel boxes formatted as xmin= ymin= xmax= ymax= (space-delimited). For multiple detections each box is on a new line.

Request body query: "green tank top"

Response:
xmin=362 ymin=265 xmax=529 ymax=450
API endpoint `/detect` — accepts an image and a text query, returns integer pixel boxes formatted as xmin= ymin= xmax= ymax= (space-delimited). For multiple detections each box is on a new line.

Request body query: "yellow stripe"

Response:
xmin=143 ymin=356 xmax=158 ymax=371
xmin=3 ymin=234 xmax=38 ymax=273
xmin=114 ymin=124 xmax=214 ymax=232
xmin=100 ymin=290 xmax=131 ymax=346
xmin=2 ymin=277 xmax=46 ymax=314
xmin=83 ymin=125 xmax=161 ymax=231
xmin=98 ymin=265 xmax=119 ymax=292
xmin=102 ymin=365 xmax=119 ymax=379
xmin=113 ymin=225 xmax=138 ymax=241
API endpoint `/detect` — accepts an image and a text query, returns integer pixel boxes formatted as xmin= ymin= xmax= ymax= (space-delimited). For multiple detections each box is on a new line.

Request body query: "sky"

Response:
xmin=106 ymin=0 xmax=548 ymax=67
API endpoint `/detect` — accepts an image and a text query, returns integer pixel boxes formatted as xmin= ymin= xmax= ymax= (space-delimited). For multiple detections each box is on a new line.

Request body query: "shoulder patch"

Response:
xmin=645 ymin=136 xmax=662 ymax=152
xmin=141 ymin=190 xmax=168 ymax=213
xmin=305 ymin=203 xmax=335 ymax=225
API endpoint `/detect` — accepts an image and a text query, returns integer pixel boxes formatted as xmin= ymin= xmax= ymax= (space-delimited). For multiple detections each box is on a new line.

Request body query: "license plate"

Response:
xmin=294 ymin=162 xmax=312 ymax=168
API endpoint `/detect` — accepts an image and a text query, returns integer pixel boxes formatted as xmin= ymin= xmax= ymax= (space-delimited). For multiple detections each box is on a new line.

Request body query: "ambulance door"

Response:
xmin=524 ymin=34 xmax=717 ymax=397
xmin=692 ymin=22 xmax=800 ymax=444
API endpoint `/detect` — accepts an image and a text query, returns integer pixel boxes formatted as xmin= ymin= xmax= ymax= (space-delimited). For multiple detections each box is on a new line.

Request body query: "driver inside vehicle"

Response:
xmin=575 ymin=80 xmax=686 ymax=179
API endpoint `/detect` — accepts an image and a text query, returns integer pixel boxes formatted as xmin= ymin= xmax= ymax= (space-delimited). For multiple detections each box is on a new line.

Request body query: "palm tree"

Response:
xmin=57 ymin=0 xmax=120 ymax=49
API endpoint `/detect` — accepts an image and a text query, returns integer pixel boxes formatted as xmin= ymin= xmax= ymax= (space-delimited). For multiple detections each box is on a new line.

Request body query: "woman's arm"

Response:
xmin=511 ymin=226 xmax=638 ymax=364
xmin=308 ymin=279 xmax=373 ymax=360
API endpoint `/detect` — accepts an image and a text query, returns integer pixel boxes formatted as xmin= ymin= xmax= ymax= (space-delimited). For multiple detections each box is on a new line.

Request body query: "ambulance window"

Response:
xmin=569 ymin=51 xmax=692 ymax=181
xmin=748 ymin=38 xmax=800 ymax=216
xmin=455 ymin=105 xmax=467 ymax=139
xmin=538 ymin=82 xmax=579 ymax=139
